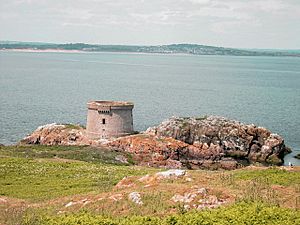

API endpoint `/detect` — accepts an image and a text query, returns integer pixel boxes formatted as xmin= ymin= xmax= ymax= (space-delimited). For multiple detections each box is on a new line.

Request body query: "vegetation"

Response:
xmin=0 ymin=145 xmax=132 ymax=165
xmin=195 ymin=115 xmax=208 ymax=121
xmin=63 ymin=124 xmax=85 ymax=130
xmin=22 ymin=201 xmax=300 ymax=225
xmin=0 ymin=157 xmax=150 ymax=201
xmin=0 ymin=145 xmax=299 ymax=225
xmin=233 ymin=167 xmax=300 ymax=186
xmin=0 ymin=145 xmax=153 ymax=201
xmin=1 ymin=42 xmax=300 ymax=57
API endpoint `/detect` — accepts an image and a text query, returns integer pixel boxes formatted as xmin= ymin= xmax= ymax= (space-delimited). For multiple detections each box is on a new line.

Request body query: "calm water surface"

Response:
xmin=0 ymin=51 xmax=299 ymax=165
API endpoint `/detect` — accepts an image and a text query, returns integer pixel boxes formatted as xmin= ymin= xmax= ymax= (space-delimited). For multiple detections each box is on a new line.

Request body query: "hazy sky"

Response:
xmin=0 ymin=0 xmax=299 ymax=48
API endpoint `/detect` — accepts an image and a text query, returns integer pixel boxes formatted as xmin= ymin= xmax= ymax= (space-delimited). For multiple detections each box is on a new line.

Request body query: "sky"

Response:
xmin=0 ymin=0 xmax=299 ymax=49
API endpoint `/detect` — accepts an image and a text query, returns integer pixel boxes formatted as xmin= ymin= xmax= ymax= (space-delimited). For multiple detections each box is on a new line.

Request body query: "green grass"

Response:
xmin=233 ymin=167 xmax=300 ymax=186
xmin=0 ymin=145 xmax=154 ymax=202
xmin=0 ymin=145 xmax=132 ymax=165
xmin=23 ymin=201 xmax=300 ymax=225
xmin=1 ymin=145 xmax=300 ymax=225
xmin=195 ymin=115 xmax=208 ymax=120
xmin=0 ymin=157 xmax=152 ymax=201
xmin=63 ymin=124 xmax=85 ymax=129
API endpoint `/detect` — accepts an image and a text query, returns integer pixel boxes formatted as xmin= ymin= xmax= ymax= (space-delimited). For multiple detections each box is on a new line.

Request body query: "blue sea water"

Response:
xmin=0 ymin=51 xmax=299 ymax=165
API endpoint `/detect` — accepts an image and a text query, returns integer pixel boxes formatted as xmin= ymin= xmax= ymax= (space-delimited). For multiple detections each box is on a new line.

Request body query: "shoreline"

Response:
xmin=0 ymin=48 xmax=193 ymax=56
xmin=0 ymin=49 xmax=86 ymax=54
xmin=1 ymin=49 xmax=299 ymax=57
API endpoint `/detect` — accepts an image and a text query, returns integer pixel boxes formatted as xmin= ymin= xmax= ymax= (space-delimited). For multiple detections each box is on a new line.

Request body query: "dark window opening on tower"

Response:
xmin=102 ymin=119 xmax=106 ymax=124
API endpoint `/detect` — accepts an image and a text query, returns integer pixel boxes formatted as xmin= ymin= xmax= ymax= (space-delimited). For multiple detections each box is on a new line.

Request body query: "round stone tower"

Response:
xmin=86 ymin=101 xmax=134 ymax=139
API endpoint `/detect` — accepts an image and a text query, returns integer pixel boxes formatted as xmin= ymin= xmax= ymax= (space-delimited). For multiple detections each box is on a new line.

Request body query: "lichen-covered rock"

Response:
xmin=145 ymin=116 xmax=290 ymax=166
xmin=128 ymin=192 xmax=143 ymax=205
xmin=156 ymin=169 xmax=186 ymax=178
xmin=108 ymin=134 xmax=240 ymax=170
xmin=20 ymin=116 xmax=291 ymax=170
xmin=20 ymin=123 xmax=96 ymax=146
xmin=108 ymin=134 xmax=188 ymax=168
xmin=171 ymin=186 xmax=227 ymax=210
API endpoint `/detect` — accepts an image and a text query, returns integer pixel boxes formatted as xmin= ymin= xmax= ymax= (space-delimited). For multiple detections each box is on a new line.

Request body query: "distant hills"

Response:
xmin=0 ymin=41 xmax=299 ymax=57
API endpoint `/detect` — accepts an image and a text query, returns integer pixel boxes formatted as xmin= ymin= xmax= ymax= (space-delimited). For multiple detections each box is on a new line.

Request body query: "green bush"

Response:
xmin=24 ymin=202 xmax=300 ymax=225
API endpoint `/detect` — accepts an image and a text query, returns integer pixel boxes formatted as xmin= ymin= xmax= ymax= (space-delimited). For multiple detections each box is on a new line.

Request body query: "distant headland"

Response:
xmin=1 ymin=41 xmax=299 ymax=57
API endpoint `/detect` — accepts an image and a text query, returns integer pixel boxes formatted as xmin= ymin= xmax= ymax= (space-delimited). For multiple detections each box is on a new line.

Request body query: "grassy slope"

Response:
xmin=0 ymin=145 xmax=150 ymax=201
xmin=0 ymin=145 xmax=299 ymax=225
xmin=0 ymin=157 xmax=150 ymax=201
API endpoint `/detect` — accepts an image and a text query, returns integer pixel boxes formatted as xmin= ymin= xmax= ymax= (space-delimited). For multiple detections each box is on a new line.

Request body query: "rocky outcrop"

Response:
xmin=145 ymin=116 xmax=290 ymax=166
xmin=20 ymin=116 xmax=291 ymax=170
xmin=108 ymin=134 xmax=188 ymax=168
xmin=109 ymin=116 xmax=290 ymax=169
xmin=171 ymin=186 xmax=226 ymax=210
xmin=20 ymin=123 xmax=96 ymax=146
xmin=108 ymin=134 xmax=240 ymax=170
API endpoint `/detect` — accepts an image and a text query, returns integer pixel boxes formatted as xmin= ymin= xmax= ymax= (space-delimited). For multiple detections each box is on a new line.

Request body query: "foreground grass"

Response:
xmin=0 ymin=145 xmax=153 ymax=201
xmin=1 ymin=145 xmax=300 ymax=225
xmin=23 ymin=201 xmax=300 ymax=225
xmin=0 ymin=157 xmax=152 ymax=201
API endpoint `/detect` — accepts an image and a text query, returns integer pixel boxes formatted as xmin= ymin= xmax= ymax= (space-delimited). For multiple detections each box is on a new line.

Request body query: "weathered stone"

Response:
xmin=21 ymin=115 xmax=291 ymax=170
xmin=115 ymin=177 xmax=135 ymax=189
xmin=266 ymin=154 xmax=283 ymax=165
xmin=156 ymin=169 xmax=186 ymax=178
xmin=115 ymin=155 xmax=128 ymax=164
xmin=143 ymin=116 xmax=289 ymax=168
xmin=86 ymin=101 xmax=134 ymax=139
xmin=109 ymin=194 xmax=123 ymax=201
xmin=20 ymin=123 xmax=96 ymax=146
xmin=171 ymin=193 xmax=197 ymax=203
xmin=128 ymin=192 xmax=143 ymax=205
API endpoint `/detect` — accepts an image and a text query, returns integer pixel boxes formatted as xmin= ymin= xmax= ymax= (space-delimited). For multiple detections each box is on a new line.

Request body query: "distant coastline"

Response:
xmin=0 ymin=48 xmax=208 ymax=57
xmin=0 ymin=48 xmax=85 ymax=53
xmin=1 ymin=42 xmax=299 ymax=57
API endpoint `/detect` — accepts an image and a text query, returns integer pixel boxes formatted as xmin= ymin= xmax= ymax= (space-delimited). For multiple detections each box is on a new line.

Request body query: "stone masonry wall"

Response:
xmin=86 ymin=107 xmax=133 ymax=139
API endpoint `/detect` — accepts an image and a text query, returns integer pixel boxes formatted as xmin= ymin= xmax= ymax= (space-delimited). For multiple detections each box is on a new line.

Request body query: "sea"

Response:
xmin=0 ymin=51 xmax=299 ymax=165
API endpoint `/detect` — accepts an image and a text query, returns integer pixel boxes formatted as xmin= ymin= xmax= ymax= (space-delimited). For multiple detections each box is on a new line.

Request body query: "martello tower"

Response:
xmin=86 ymin=101 xmax=134 ymax=139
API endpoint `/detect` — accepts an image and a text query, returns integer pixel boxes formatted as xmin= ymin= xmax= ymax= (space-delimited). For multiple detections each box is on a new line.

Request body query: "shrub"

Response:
xmin=23 ymin=202 xmax=300 ymax=225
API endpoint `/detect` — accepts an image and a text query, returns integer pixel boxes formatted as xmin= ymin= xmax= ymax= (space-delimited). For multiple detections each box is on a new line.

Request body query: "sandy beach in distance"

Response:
xmin=0 ymin=48 xmax=195 ymax=56
xmin=0 ymin=48 xmax=85 ymax=53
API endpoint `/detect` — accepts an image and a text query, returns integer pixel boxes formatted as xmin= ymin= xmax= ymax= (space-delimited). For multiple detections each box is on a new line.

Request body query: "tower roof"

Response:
xmin=87 ymin=100 xmax=134 ymax=110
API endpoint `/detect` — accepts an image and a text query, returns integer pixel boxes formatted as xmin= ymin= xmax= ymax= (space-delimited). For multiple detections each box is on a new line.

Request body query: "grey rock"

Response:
xmin=156 ymin=169 xmax=186 ymax=178
xmin=146 ymin=116 xmax=289 ymax=166
xmin=128 ymin=192 xmax=143 ymax=205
